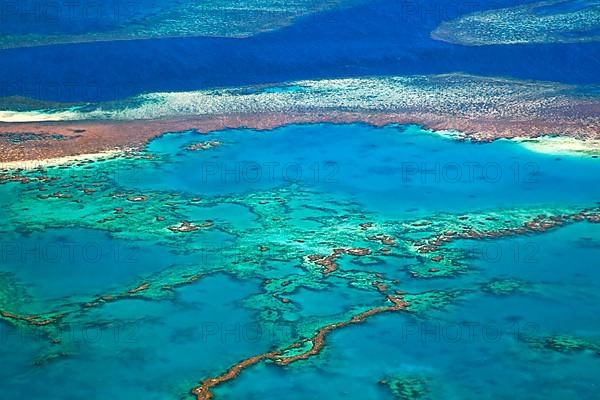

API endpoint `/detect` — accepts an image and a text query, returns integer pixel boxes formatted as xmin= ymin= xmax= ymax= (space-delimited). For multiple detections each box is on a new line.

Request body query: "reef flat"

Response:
xmin=432 ymin=0 xmax=600 ymax=45
xmin=0 ymin=0 xmax=356 ymax=50
xmin=2 ymin=73 xmax=600 ymax=166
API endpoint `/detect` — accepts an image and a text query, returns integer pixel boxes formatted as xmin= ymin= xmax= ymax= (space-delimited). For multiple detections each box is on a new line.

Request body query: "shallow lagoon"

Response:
xmin=139 ymin=123 xmax=600 ymax=216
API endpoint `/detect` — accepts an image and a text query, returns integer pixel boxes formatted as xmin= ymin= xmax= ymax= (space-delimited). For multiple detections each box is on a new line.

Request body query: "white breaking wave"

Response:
xmin=0 ymin=74 xmax=587 ymax=123
xmin=0 ymin=110 xmax=84 ymax=123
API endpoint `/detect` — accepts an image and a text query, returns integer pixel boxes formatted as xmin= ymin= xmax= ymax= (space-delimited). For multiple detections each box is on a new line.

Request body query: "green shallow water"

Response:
xmin=0 ymin=123 xmax=599 ymax=399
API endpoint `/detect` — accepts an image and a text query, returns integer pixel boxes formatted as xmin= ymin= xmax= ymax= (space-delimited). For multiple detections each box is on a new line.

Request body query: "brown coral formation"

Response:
xmin=0 ymin=310 xmax=64 ymax=327
xmin=345 ymin=248 xmax=372 ymax=256
xmin=0 ymin=173 xmax=57 ymax=184
xmin=1 ymin=274 xmax=205 ymax=329
xmin=367 ymin=234 xmax=397 ymax=247
xmin=128 ymin=283 xmax=150 ymax=294
xmin=307 ymin=247 xmax=371 ymax=274
xmin=307 ymin=253 xmax=339 ymax=274
xmin=191 ymin=295 xmax=408 ymax=400
xmin=127 ymin=195 xmax=148 ymax=202
xmin=167 ymin=220 xmax=212 ymax=233
xmin=168 ymin=221 xmax=199 ymax=233
xmin=414 ymin=209 xmax=600 ymax=255
xmin=186 ymin=141 xmax=221 ymax=151
xmin=191 ymin=350 xmax=281 ymax=400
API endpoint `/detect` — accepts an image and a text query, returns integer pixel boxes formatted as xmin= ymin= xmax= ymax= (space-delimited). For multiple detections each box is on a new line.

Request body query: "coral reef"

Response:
xmin=482 ymin=279 xmax=529 ymax=296
xmin=379 ymin=375 xmax=430 ymax=400
xmin=433 ymin=0 xmax=600 ymax=46
xmin=0 ymin=138 xmax=598 ymax=399
xmin=527 ymin=334 xmax=600 ymax=354
xmin=191 ymin=295 xmax=408 ymax=400
xmin=186 ymin=141 xmax=221 ymax=151
xmin=3 ymin=74 xmax=600 ymax=165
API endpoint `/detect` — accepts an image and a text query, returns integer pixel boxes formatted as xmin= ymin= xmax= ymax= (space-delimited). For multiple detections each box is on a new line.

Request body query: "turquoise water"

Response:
xmin=0 ymin=228 xmax=194 ymax=307
xmin=219 ymin=224 xmax=600 ymax=400
xmin=2 ymin=274 xmax=280 ymax=399
xmin=1 ymin=123 xmax=599 ymax=399
xmin=140 ymin=124 xmax=600 ymax=216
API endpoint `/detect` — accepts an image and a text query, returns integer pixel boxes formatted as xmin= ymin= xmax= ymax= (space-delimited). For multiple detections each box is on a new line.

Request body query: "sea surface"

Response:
xmin=1 ymin=0 xmax=600 ymax=398
xmin=1 ymin=124 xmax=599 ymax=398
xmin=1 ymin=0 xmax=600 ymax=103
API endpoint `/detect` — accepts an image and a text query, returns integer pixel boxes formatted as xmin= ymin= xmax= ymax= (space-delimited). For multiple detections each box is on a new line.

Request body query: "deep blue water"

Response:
xmin=1 ymin=0 xmax=599 ymax=102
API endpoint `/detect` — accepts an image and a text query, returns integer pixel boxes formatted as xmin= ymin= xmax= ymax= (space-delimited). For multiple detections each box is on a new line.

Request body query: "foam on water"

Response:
xmin=0 ymin=74 xmax=586 ymax=123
